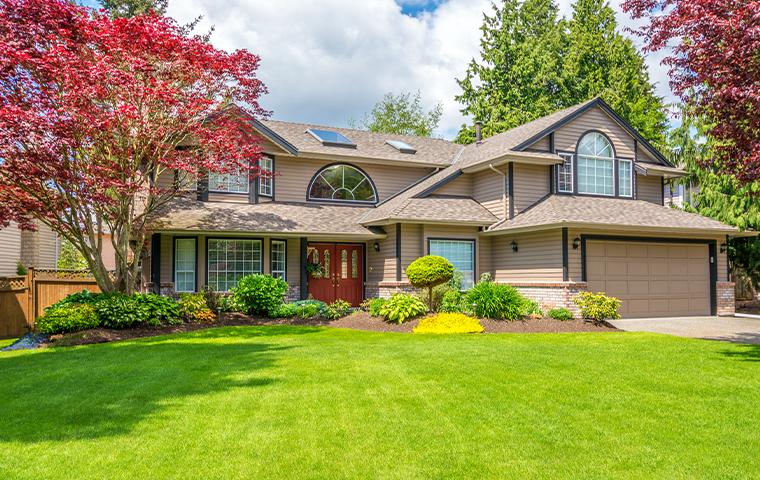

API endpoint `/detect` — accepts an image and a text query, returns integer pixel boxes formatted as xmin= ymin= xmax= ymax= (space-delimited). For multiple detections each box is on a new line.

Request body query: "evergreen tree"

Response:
xmin=351 ymin=91 xmax=443 ymax=138
xmin=98 ymin=0 xmax=167 ymax=18
xmin=456 ymin=0 xmax=667 ymax=146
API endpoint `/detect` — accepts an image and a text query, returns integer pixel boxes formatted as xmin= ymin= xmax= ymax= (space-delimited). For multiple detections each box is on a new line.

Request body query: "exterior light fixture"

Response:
xmin=373 ymin=242 xmax=381 ymax=252
xmin=720 ymin=243 xmax=727 ymax=253
xmin=573 ymin=237 xmax=581 ymax=250
xmin=511 ymin=241 xmax=518 ymax=252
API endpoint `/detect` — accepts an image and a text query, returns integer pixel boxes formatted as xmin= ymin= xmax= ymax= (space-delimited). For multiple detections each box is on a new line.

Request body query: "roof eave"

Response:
xmin=295 ymin=151 xmax=453 ymax=168
xmin=461 ymin=152 xmax=563 ymax=173
xmin=153 ymin=227 xmax=387 ymax=240
xmin=482 ymin=221 xmax=739 ymax=237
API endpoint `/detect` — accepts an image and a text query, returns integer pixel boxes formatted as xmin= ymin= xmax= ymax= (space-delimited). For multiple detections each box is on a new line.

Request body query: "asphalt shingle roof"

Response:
xmin=486 ymin=195 xmax=737 ymax=234
xmin=377 ymin=196 xmax=497 ymax=225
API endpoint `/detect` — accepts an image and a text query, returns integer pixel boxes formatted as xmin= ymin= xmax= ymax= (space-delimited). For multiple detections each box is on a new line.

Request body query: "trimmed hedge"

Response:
xmin=36 ymin=304 xmax=99 ymax=334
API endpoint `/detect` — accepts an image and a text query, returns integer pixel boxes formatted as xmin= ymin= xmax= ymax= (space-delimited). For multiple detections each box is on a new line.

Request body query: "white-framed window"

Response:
xmin=207 ymin=239 xmax=262 ymax=292
xmin=174 ymin=238 xmax=196 ymax=293
xmin=259 ymin=156 xmax=273 ymax=197
xmin=618 ymin=159 xmax=632 ymax=197
xmin=557 ymin=153 xmax=574 ymax=193
xmin=270 ymin=240 xmax=286 ymax=281
xmin=209 ymin=163 xmax=249 ymax=193
xmin=429 ymin=239 xmax=475 ymax=290
xmin=176 ymin=169 xmax=197 ymax=191
xmin=308 ymin=164 xmax=377 ymax=204
xmin=577 ymin=132 xmax=615 ymax=196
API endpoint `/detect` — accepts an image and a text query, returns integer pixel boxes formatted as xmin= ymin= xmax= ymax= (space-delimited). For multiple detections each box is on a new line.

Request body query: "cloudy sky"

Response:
xmin=89 ymin=0 xmax=675 ymax=139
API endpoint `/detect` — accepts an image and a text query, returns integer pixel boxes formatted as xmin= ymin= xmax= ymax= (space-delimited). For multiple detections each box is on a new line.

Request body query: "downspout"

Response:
xmin=489 ymin=164 xmax=507 ymax=219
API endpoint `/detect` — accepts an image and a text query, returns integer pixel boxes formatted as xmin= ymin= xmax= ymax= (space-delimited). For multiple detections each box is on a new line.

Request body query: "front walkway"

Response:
xmin=609 ymin=316 xmax=760 ymax=344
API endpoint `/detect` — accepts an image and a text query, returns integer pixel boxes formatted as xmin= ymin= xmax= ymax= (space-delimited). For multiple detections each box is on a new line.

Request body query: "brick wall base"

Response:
xmin=717 ymin=281 xmax=736 ymax=316
xmin=366 ymin=281 xmax=419 ymax=299
xmin=510 ymin=282 xmax=588 ymax=316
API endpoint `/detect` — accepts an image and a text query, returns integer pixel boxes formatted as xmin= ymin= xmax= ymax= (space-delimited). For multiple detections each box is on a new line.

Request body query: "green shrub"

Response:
xmin=413 ymin=313 xmax=484 ymax=334
xmin=16 ymin=262 xmax=27 ymax=276
xmin=406 ymin=256 xmax=454 ymax=310
xmin=178 ymin=292 xmax=217 ymax=322
xmin=202 ymin=285 xmax=222 ymax=312
xmin=547 ymin=307 xmax=574 ymax=321
xmin=231 ymin=274 xmax=288 ymax=316
xmin=361 ymin=298 xmax=388 ymax=317
xmin=378 ymin=293 xmax=426 ymax=324
xmin=51 ymin=289 xmax=102 ymax=308
xmin=270 ymin=303 xmax=298 ymax=318
xmin=293 ymin=300 xmax=327 ymax=318
xmin=323 ymin=299 xmax=352 ymax=320
xmin=439 ymin=289 xmax=464 ymax=313
xmin=94 ymin=293 xmax=152 ymax=329
xmin=574 ymin=292 xmax=621 ymax=322
xmin=135 ymin=293 xmax=181 ymax=325
xmin=36 ymin=304 xmax=99 ymax=334
xmin=465 ymin=282 xmax=534 ymax=320
xmin=217 ymin=294 xmax=242 ymax=313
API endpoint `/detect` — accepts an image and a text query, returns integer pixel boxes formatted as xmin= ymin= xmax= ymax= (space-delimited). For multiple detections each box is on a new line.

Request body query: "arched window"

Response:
xmin=577 ymin=132 xmax=615 ymax=196
xmin=308 ymin=164 xmax=377 ymax=204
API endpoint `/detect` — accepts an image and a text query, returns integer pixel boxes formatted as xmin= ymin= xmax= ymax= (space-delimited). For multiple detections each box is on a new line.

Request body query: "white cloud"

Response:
xmin=167 ymin=0 xmax=673 ymax=140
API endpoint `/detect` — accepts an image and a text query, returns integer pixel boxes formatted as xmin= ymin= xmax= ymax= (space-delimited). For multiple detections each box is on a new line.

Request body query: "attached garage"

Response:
xmin=584 ymin=238 xmax=715 ymax=318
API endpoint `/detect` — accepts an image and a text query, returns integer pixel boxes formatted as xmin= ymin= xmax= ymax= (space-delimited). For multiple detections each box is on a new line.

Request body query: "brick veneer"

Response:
xmin=716 ymin=282 xmax=736 ymax=316
xmin=366 ymin=281 xmax=419 ymax=299
xmin=510 ymin=282 xmax=588 ymax=316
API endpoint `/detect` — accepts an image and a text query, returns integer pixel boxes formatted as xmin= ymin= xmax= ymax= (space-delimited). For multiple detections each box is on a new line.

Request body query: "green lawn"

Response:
xmin=0 ymin=337 xmax=16 ymax=349
xmin=1 ymin=327 xmax=758 ymax=479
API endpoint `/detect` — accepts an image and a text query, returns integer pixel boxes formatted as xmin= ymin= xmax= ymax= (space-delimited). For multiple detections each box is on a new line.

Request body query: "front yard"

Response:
xmin=1 ymin=327 xmax=758 ymax=479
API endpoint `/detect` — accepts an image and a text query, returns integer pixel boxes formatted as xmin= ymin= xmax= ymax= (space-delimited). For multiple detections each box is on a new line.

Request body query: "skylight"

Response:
xmin=386 ymin=139 xmax=416 ymax=154
xmin=307 ymin=128 xmax=356 ymax=148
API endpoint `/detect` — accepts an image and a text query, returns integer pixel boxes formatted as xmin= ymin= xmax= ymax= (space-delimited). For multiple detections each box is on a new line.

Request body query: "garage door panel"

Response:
xmin=587 ymin=240 xmax=710 ymax=318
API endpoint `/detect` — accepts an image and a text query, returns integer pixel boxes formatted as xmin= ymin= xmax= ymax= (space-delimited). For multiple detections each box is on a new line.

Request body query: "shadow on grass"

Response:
xmin=718 ymin=340 xmax=760 ymax=362
xmin=0 ymin=326 xmax=321 ymax=443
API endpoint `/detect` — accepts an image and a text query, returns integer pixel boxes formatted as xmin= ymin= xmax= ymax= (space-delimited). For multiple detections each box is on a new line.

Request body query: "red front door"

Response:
xmin=307 ymin=243 xmax=364 ymax=306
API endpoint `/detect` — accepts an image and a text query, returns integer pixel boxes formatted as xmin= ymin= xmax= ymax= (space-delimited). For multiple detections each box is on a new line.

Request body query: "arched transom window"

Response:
xmin=577 ymin=132 xmax=615 ymax=196
xmin=308 ymin=164 xmax=377 ymax=204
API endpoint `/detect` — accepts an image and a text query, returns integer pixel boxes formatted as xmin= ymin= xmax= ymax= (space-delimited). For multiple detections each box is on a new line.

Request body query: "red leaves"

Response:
xmin=0 ymin=0 xmax=268 ymax=229
xmin=622 ymin=0 xmax=760 ymax=182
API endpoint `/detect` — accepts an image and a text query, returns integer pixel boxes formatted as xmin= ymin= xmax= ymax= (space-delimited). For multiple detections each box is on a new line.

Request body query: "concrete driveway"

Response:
xmin=609 ymin=316 xmax=760 ymax=344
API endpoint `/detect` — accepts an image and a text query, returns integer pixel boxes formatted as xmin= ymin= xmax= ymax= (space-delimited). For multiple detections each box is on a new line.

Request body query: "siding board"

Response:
xmin=473 ymin=168 xmax=506 ymax=219
xmin=513 ymin=163 xmax=549 ymax=214
xmin=553 ymin=106 xmax=635 ymax=157
xmin=493 ymin=229 xmax=563 ymax=282
xmin=637 ymin=175 xmax=662 ymax=205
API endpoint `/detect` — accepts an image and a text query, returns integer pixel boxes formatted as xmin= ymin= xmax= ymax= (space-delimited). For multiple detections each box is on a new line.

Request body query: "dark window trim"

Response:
xmin=150 ymin=233 xmax=162 ymax=294
xmin=269 ymin=238 xmax=287 ymax=282
xmin=205 ymin=236 xmax=265 ymax=291
xmin=395 ymin=224 xmax=402 ymax=281
xmin=562 ymin=227 xmax=569 ymax=281
xmin=299 ymin=238 xmax=308 ymax=300
xmin=172 ymin=236 xmax=199 ymax=293
xmin=258 ymin=154 xmax=275 ymax=198
xmin=508 ymin=163 xmax=515 ymax=219
xmin=426 ymin=237 xmax=477 ymax=287
xmin=556 ymin=151 xmax=575 ymax=194
xmin=306 ymin=162 xmax=379 ymax=205
xmin=580 ymin=234 xmax=718 ymax=315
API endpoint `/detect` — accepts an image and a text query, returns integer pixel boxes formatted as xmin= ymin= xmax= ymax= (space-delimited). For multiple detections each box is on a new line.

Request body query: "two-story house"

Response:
xmin=148 ymin=98 xmax=743 ymax=318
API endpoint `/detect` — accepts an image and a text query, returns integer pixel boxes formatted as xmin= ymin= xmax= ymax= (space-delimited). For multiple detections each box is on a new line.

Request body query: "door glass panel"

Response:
xmin=341 ymin=250 xmax=348 ymax=278
xmin=352 ymin=250 xmax=358 ymax=278
xmin=323 ymin=249 xmax=330 ymax=277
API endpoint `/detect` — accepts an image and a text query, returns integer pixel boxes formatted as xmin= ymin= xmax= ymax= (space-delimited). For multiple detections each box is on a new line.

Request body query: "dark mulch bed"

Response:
xmin=42 ymin=311 xmax=615 ymax=348
xmin=737 ymin=300 xmax=760 ymax=315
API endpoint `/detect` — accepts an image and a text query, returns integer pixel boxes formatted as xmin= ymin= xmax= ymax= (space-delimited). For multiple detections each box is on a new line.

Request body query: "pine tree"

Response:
xmin=98 ymin=0 xmax=167 ymax=18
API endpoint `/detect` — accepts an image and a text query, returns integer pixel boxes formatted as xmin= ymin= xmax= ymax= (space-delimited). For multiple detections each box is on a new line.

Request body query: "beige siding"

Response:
xmin=513 ymin=163 xmax=549 ymax=214
xmin=0 ymin=223 xmax=22 ymax=276
xmin=637 ymin=144 xmax=658 ymax=163
xmin=400 ymin=224 xmax=423 ymax=280
xmin=34 ymin=223 xmax=58 ymax=269
xmin=479 ymin=235 xmax=493 ymax=279
xmin=367 ymin=226 xmax=396 ymax=284
xmin=434 ymin=174 xmax=472 ymax=197
xmin=473 ymin=168 xmax=507 ymax=219
xmin=493 ymin=229 xmax=563 ymax=282
xmin=525 ymin=135 xmax=551 ymax=152
xmin=553 ymin=105 xmax=635 ymax=158
xmin=274 ymin=156 xmax=433 ymax=203
xmin=286 ymin=239 xmax=301 ymax=290
xmin=156 ymin=169 xmax=175 ymax=189
xmin=207 ymin=192 xmax=249 ymax=204
xmin=160 ymin=234 xmax=173 ymax=284
xmin=637 ymin=175 xmax=662 ymax=205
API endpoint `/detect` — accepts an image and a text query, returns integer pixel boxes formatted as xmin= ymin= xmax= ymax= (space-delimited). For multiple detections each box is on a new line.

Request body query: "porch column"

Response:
xmin=150 ymin=233 xmax=161 ymax=294
xmin=300 ymin=237 xmax=308 ymax=300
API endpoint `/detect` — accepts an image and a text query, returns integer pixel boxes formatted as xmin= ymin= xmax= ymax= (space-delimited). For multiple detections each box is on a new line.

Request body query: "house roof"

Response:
xmin=254 ymin=119 xmax=463 ymax=168
xmin=369 ymin=196 xmax=497 ymax=225
xmin=484 ymin=195 xmax=738 ymax=235
xmin=152 ymin=198 xmax=385 ymax=238
xmin=635 ymin=163 xmax=688 ymax=178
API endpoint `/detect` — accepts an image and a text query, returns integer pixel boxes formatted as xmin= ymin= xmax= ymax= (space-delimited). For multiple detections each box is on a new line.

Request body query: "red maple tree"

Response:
xmin=0 ymin=0 xmax=267 ymax=292
xmin=622 ymin=0 xmax=760 ymax=182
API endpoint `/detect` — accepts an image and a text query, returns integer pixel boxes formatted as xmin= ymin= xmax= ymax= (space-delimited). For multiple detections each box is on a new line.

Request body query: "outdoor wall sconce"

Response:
xmin=373 ymin=242 xmax=381 ymax=252
xmin=511 ymin=241 xmax=518 ymax=252
xmin=720 ymin=243 xmax=727 ymax=253
xmin=573 ymin=237 xmax=581 ymax=250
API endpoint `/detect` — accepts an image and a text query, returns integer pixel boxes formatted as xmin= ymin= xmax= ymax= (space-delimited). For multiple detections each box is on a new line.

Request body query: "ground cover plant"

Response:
xmin=547 ymin=307 xmax=574 ymax=321
xmin=378 ymin=293 xmax=427 ymax=324
xmin=413 ymin=313 xmax=484 ymax=334
xmin=0 ymin=327 xmax=757 ymax=479
xmin=465 ymin=281 xmax=536 ymax=320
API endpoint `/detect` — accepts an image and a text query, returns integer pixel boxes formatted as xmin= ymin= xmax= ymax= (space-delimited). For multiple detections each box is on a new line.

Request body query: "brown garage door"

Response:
xmin=586 ymin=241 xmax=710 ymax=318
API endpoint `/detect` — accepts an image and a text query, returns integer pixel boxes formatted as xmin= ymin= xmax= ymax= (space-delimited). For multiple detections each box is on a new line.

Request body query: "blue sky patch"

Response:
xmin=396 ymin=0 xmax=446 ymax=16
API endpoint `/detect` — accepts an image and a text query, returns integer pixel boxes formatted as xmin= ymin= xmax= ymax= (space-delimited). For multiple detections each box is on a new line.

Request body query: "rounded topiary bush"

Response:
xmin=406 ymin=255 xmax=454 ymax=310
xmin=231 ymin=274 xmax=288 ymax=316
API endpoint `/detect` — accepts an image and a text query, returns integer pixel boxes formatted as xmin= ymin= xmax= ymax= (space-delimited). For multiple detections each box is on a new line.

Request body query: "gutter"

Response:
xmin=488 ymin=163 xmax=508 ymax=219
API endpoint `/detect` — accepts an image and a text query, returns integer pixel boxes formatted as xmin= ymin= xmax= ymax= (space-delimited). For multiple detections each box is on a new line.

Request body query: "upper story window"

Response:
xmin=209 ymin=163 xmax=248 ymax=193
xmin=577 ymin=132 xmax=614 ymax=196
xmin=259 ymin=156 xmax=273 ymax=197
xmin=308 ymin=164 xmax=377 ymax=204
xmin=557 ymin=153 xmax=574 ymax=193
xmin=618 ymin=159 xmax=632 ymax=197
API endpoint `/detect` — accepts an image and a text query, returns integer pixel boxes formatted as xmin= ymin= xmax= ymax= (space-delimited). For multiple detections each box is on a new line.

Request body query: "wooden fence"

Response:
xmin=0 ymin=268 xmax=100 ymax=338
